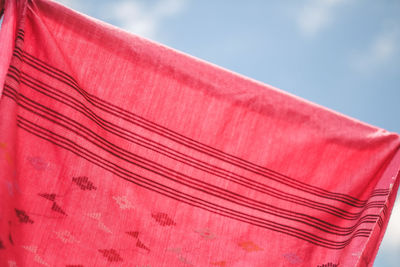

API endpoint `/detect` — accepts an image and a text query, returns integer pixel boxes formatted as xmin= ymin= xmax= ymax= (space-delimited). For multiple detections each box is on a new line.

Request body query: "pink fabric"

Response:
xmin=0 ymin=0 xmax=17 ymax=97
xmin=1 ymin=0 xmax=399 ymax=266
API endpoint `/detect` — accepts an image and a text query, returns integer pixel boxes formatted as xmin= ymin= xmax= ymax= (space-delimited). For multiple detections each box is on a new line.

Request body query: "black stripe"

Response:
xmin=9 ymin=54 xmax=390 ymax=211
xmin=5 ymin=67 xmax=388 ymax=222
xmin=13 ymin=114 xmax=371 ymax=249
xmin=4 ymin=79 xmax=374 ymax=248
xmin=5 ymin=85 xmax=380 ymax=236
xmin=5 ymin=66 xmax=383 ymax=225
xmin=16 ymin=45 xmax=389 ymax=207
xmin=9 ymin=68 xmax=387 ymax=223
xmin=2 ymin=88 xmax=17 ymax=102
xmin=16 ymin=35 xmax=24 ymax=42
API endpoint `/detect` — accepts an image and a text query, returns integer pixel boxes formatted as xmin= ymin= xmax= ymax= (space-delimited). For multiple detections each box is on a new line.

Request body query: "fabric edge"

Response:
xmin=357 ymin=147 xmax=400 ymax=267
xmin=0 ymin=0 xmax=17 ymax=97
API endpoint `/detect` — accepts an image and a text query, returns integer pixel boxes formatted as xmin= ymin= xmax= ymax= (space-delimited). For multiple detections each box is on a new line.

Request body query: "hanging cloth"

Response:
xmin=0 ymin=0 xmax=399 ymax=266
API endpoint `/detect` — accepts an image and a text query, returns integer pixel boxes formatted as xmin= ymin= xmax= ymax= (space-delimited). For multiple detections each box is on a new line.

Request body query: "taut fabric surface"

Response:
xmin=0 ymin=0 xmax=399 ymax=266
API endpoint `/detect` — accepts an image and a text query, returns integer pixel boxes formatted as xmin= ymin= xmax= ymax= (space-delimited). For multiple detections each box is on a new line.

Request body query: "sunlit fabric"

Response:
xmin=1 ymin=0 xmax=399 ymax=266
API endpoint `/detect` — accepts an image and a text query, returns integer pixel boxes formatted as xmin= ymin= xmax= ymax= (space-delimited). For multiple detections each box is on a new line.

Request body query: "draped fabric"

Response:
xmin=1 ymin=0 xmax=399 ymax=266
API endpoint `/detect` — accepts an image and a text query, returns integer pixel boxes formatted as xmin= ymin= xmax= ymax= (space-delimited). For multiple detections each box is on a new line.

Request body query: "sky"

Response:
xmin=4 ymin=0 xmax=400 ymax=265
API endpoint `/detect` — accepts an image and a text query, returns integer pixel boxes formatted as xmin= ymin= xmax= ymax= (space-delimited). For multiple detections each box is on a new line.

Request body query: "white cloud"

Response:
xmin=55 ymin=0 xmax=84 ymax=10
xmin=109 ymin=0 xmax=187 ymax=40
xmin=54 ymin=0 xmax=187 ymax=40
xmin=351 ymin=25 xmax=399 ymax=73
xmin=297 ymin=0 xmax=347 ymax=37
xmin=110 ymin=1 xmax=155 ymax=38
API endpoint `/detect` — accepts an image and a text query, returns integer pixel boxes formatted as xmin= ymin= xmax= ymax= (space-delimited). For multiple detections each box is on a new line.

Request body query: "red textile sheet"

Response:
xmin=0 ymin=0 xmax=399 ymax=266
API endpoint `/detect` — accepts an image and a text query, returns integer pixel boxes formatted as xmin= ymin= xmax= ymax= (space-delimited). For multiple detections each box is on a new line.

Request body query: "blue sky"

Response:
xmin=27 ymin=0 xmax=400 ymax=265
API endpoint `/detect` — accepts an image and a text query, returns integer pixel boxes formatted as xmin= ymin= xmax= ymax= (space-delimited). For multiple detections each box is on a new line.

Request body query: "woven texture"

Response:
xmin=1 ymin=0 xmax=400 ymax=266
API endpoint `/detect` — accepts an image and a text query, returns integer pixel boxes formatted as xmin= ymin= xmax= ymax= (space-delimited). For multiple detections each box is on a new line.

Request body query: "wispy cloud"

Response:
xmin=55 ymin=0 xmax=75 ymax=6
xmin=55 ymin=0 xmax=188 ymax=40
xmin=109 ymin=0 xmax=187 ymax=40
xmin=351 ymin=24 xmax=399 ymax=73
xmin=296 ymin=0 xmax=347 ymax=37
xmin=55 ymin=0 xmax=85 ymax=10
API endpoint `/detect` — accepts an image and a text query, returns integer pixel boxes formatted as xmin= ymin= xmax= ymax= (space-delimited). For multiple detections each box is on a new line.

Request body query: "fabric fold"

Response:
xmin=0 ymin=0 xmax=17 ymax=97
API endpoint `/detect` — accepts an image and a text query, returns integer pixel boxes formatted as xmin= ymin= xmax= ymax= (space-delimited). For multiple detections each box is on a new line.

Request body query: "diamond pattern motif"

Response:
xmin=72 ymin=176 xmax=97 ymax=191
xmin=151 ymin=212 xmax=176 ymax=226
xmin=98 ymin=249 xmax=123 ymax=262
xmin=15 ymin=209 xmax=34 ymax=224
